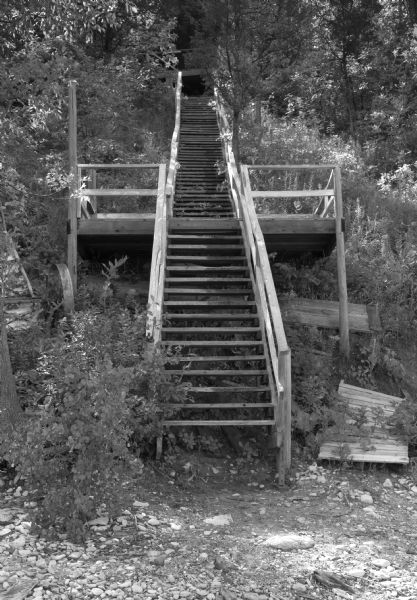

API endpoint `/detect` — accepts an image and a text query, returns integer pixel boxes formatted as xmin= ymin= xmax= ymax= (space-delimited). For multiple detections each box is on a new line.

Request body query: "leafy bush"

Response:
xmin=1 ymin=306 xmax=186 ymax=538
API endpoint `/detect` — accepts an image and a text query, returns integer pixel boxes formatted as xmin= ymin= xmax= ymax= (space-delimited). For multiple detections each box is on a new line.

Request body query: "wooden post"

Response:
xmin=334 ymin=166 xmax=350 ymax=358
xmin=278 ymin=350 xmax=292 ymax=473
xmin=68 ymin=81 xmax=78 ymax=291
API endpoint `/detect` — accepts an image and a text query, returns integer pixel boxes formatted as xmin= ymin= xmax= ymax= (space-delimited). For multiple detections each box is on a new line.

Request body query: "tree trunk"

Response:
xmin=0 ymin=309 xmax=22 ymax=432
xmin=405 ymin=0 xmax=417 ymax=23
xmin=232 ymin=108 xmax=241 ymax=167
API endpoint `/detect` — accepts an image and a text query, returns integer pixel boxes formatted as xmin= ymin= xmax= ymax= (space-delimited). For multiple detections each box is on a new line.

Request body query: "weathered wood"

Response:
xmin=55 ymin=263 xmax=74 ymax=314
xmin=81 ymin=189 xmax=158 ymax=197
xmin=166 ymin=71 xmax=183 ymax=217
xmin=164 ymin=420 xmax=276 ymax=427
xmin=279 ymin=297 xmax=381 ymax=333
xmin=334 ymin=166 xmax=350 ymax=358
xmin=247 ymin=164 xmax=336 ymax=170
xmin=319 ymin=382 xmax=408 ymax=464
xmin=251 ymin=189 xmax=335 ymax=198
xmin=78 ymin=163 xmax=160 ymax=169
xmin=67 ymin=81 xmax=78 ymax=291
xmin=164 ymin=403 xmax=274 ymax=409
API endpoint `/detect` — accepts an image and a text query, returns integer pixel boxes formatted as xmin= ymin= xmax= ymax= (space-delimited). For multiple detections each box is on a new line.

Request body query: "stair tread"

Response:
xmin=163 ymin=402 xmax=273 ymax=408
xmin=174 ymin=355 xmax=265 ymax=362
xmin=165 ymin=288 xmax=253 ymax=295
xmin=161 ymin=327 xmax=260 ymax=332
xmin=164 ymin=300 xmax=256 ymax=306
xmin=164 ymin=314 xmax=258 ymax=321
xmin=162 ymin=341 xmax=264 ymax=347
xmin=163 ymin=420 xmax=276 ymax=426
xmin=167 ymin=369 xmax=267 ymax=375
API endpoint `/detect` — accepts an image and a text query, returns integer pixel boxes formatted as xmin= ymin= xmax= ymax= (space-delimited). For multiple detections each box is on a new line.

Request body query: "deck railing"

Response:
xmin=76 ymin=163 xmax=162 ymax=218
xmin=146 ymin=71 xmax=182 ymax=341
xmin=215 ymin=91 xmax=292 ymax=472
xmin=244 ymin=164 xmax=336 ymax=218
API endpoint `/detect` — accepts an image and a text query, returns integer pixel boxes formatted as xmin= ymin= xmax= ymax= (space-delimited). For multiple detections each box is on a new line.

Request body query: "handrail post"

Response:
xmin=68 ymin=80 xmax=78 ymax=292
xmin=334 ymin=166 xmax=350 ymax=358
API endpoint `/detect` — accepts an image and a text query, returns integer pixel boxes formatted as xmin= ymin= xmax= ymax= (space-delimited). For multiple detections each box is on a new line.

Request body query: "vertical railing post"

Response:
xmin=334 ymin=166 xmax=350 ymax=358
xmin=90 ymin=169 xmax=97 ymax=213
xmin=68 ymin=81 xmax=78 ymax=291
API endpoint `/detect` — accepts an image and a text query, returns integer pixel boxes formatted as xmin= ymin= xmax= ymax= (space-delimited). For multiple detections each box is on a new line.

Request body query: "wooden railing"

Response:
xmin=77 ymin=163 xmax=162 ymax=218
xmin=244 ymin=164 xmax=336 ymax=218
xmin=215 ymin=91 xmax=291 ymax=473
xmin=166 ymin=71 xmax=182 ymax=217
xmin=146 ymin=163 xmax=167 ymax=341
xmin=146 ymin=71 xmax=182 ymax=341
xmin=243 ymin=163 xmax=349 ymax=358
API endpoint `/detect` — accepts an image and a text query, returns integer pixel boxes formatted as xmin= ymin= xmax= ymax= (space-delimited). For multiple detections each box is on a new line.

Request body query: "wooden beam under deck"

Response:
xmin=77 ymin=214 xmax=337 ymax=257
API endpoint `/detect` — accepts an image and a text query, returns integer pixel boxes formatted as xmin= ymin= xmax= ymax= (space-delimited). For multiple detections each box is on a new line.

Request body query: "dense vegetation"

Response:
xmin=1 ymin=0 xmax=417 ymax=534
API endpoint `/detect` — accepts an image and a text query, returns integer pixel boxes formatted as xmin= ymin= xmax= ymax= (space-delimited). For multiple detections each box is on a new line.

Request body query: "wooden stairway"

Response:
xmin=160 ymin=97 xmax=278 ymax=440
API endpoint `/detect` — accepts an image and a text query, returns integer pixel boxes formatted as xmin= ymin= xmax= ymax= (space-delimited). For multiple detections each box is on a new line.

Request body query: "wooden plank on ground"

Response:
xmin=279 ymin=297 xmax=381 ymax=333
xmin=319 ymin=382 xmax=408 ymax=464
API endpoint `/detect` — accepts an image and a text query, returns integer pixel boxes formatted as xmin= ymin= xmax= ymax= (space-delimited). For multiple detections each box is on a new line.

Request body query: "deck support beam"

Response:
xmin=68 ymin=81 xmax=78 ymax=292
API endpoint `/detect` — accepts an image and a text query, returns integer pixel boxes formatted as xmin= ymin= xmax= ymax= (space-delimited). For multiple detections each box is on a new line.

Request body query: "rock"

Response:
xmin=360 ymin=493 xmax=373 ymax=505
xmin=0 ymin=528 xmax=12 ymax=537
xmin=371 ymin=558 xmax=390 ymax=569
xmin=133 ymin=501 xmax=149 ymax=508
xmin=147 ymin=517 xmax=161 ymax=526
xmin=292 ymin=583 xmax=307 ymax=593
xmin=383 ymin=479 xmax=393 ymax=489
xmin=10 ymin=535 xmax=26 ymax=549
xmin=346 ymin=568 xmax=365 ymax=578
xmin=203 ymin=514 xmax=233 ymax=526
xmin=0 ymin=509 xmax=16 ymax=525
xmin=87 ymin=516 xmax=109 ymax=527
xmin=411 ymin=486 xmax=417 ymax=494
xmin=244 ymin=593 xmax=262 ymax=600
xmin=263 ymin=534 xmax=315 ymax=551
xmin=91 ymin=588 xmax=104 ymax=596
xmin=363 ymin=506 xmax=376 ymax=513
xmin=170 ymin=522 xmax=181 ymax=530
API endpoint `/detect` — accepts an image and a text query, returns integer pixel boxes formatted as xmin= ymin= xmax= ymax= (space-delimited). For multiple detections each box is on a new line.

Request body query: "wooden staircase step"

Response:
xmin=163 ymin=402 xmax=273 ymax=409
xmin=165 ymin=288 xmax=252 ymax=295
xmin=166 ymin=257 xmax=245 ymax=263
xmin=167 ymin=245 xmax=243 ymax=251
xmin=161 ymin=327 xmax=261 ymax=333
xmin=162 ymin=340 xmax=264 ymax=347
xmin=186 ymin=385 xmax=270 ymax=392
xmin=165 ymin=277 xmax=251 ymax=284
xmin=163 ymin=419 xmax=276 ymax=427
xmin=167 ymin=370 xmax=267 ymax=376
xmin=164 ymin=314 xmax=259 ymax=321
xmin=166 ymin=266 xmax=248 ymax=272
xmin=164 ymin=300 xmax=256 ymax=307
xmin=173 ymin=355 xmax=265 ymax=363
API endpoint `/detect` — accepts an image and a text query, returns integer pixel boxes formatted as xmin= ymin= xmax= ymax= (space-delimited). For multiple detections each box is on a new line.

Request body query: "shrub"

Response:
xmin=1 ymin=306 xmax=186 ymax=538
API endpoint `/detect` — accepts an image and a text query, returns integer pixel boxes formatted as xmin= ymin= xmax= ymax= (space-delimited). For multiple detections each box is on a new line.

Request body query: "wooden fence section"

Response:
xmin=279 ymin=298 xmax=382 ymax=333
xmin=215 ymin=91 xmax=291 ymax=474
xmin=319 ymin=382 xmax=409 ymax=464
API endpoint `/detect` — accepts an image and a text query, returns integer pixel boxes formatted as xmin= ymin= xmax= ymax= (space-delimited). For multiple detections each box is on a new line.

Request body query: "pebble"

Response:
xmin=360 ymin=493 xmax=373 ymax=505
xmin=263 ymin=534 xmax=314 ymax=551
xmin=383 ymin=479 xmax=393 ymax=489
xmin=148 ymin=518 xmax=161 ymax=526
xmin=372 ymin=558 xmax=391 ymax=569
xmin=292 ymin=583 xmax=307 ymax=593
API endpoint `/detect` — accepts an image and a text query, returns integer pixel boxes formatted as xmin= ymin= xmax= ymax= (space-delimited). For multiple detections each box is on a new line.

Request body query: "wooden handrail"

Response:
xmin=166 ymin=71 xmax=182 ymax=217
xmin=78 ymin=164 xmax=160 ymax=169
xmin=146 ymin=163 xmax=167 ymax=341
xmin=215 ymin=90 xmax=291 ymax=472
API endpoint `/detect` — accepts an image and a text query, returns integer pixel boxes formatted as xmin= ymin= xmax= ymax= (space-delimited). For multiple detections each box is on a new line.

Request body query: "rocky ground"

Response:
xmin=0 ymin=455 xmax=417 ymax=600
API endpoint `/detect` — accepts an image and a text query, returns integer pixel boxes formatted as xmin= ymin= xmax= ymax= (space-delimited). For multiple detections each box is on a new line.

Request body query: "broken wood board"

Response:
xmin=279 ymin=297 xmax=381 ymax=332
xmin=319 ymin=382 xmax=409 ymax=464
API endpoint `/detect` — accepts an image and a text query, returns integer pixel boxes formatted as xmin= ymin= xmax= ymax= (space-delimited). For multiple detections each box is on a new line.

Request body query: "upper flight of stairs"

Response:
xmin=160 ymin=97 xmax=278 ymax=433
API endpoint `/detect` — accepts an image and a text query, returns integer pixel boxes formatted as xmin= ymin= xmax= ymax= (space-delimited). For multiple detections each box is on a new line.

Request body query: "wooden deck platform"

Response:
xmin=77 ymin=214 xmax=336 ymax=258
xmin=319 ymin=382 xmax=409 ymax=464
xmin=279 ymin=298 xmax=381 ymax=332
